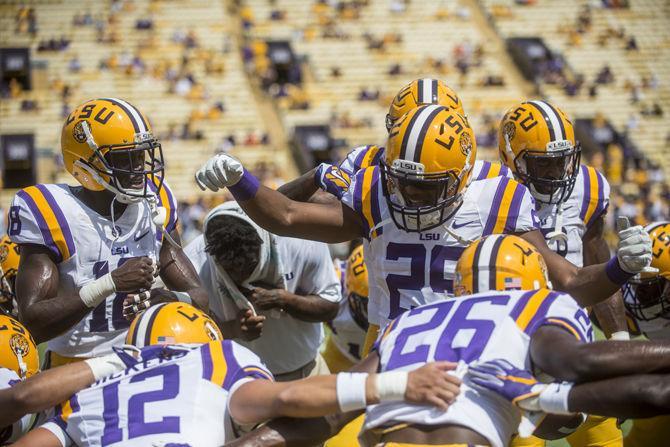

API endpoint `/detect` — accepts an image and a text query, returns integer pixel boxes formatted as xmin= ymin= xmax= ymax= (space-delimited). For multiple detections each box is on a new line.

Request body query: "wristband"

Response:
xmin=605 ymin=257 xmax=634 ymax=285
xmin=228 ymin=170 xmax=260 ymax=201
xmin=173 ymin=291 xmax=192 ymax=305
xmin=84 ymin=353 xmax=127 ymax=381
xmin=336 ymin=372 xmax=369 ymax=412
xmin=79 ymin=273 xmax=116 ymax=308
xmin=376 ymin=371 xmax=408 ymax=402
xmin=610 ymin=331 xmax=630 ymax=341
xmin=538 ymin=382 xmax=573 ymax=415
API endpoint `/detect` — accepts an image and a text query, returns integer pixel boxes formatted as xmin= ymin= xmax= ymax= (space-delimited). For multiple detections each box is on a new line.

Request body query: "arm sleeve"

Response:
xmin=527 ymin=292 xmax=595 ymax=343
xmin=480 ymin=178 xmax=540 ymax=236
xmin=296 ymin=241 xmax=342 ymax=303
xmin=7 ymin=191 xmax=63 ymax=261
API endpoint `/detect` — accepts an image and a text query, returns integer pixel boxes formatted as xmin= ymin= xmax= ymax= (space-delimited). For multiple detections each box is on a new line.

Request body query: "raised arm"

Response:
xmin=521 ymin=226 xmax=650 ymax=308
xmin=581 ymin=215 xmax=628 ymax=338
xmin=196 ymin=154 xmax=363 ymax=243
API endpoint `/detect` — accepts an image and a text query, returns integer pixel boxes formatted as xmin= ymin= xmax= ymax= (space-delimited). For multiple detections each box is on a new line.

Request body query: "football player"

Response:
xmin=323 ymin=244 xmax=369 ymax=373
xmin=228 ymin=235 xmax=670 ymax=447
xmin=621 ymin=222 xmax=670 ymax=446
xmin=277 ymin=78 xmax=510 ymax=205
xmin=16 ymin=302 xmax=462 ymax=447
xmin=0 ymin=236 xmax=20 ymax=316
xmin=0 ymin=314 xmax=127 ymax=443
xmin=195 ymin=105 xmax=651 ymax=348
xmin=498 ymin=100 xmax=628 ymax=447
xmin=7 ymin=98 xmax=208 ymax=367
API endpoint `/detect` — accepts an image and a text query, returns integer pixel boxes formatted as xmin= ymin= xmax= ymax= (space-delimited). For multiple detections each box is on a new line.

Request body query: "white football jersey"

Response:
xmin=327 ymin=260 xmax=367 ymax=362
xmin=7 ymin=181 xmax=177 ymax=358
xmin=40 ymin=341 xmax=273 ymax=447
xmin=364 ymin=289 xmax=594 ymax=447
xmin=0 ymin=368 xmax=36 ymax=445
xmin=534 ymin=165 xmax=610 ymax=267
xmin=341 ymin=166 xmax=540 ymax=327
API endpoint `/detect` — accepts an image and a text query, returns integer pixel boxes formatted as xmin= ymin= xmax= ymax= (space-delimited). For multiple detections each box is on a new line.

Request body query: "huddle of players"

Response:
xmin=0 ymin=79 xmax=667 ymax=446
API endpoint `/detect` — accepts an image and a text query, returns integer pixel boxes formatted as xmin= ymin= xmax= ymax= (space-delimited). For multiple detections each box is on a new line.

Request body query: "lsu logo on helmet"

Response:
xmin=126 ymin=302 xmax=223 ymax=348
xmin=0 ymin=315 xmax=39 ymax=379
xmin=623 ymin=222 xmax=670 ymax=321
xmin=499 ymin=100 xmax=580 ymax=205
xmin=386 ymin=78 xmax=464 ymax=131
xmin=454 ymin=235 xmax=550 ymax=296
xmin=382 ymin=105 xmax=476 ymax=232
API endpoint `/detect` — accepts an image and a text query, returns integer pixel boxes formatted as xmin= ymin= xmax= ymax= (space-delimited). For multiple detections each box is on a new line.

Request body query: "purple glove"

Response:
xmin=315 ymin=163 xmax=351 ymax=199
xmin=468 ymin=359 xmax=544 ymax=410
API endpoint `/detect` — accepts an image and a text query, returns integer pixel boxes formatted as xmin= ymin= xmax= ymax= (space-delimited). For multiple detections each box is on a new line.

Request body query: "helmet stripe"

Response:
xmin=488 ymin=235 xmax=504 ymax=291
xmin=474 ymin=235 xmax=504 ymax=293
xmin=401 ymin=104 xmax=443 ymax=163
xmin=417 ymin=79 xmax=424 ymax=103
xmin=99 ymin=98 xmax=147 ymax=134
xmin=543 ymin=101 xmax=567 ymax=141
xmin=527 ymin=100 xmax=562 ymax=141
xmin=131 ymin=303 xmax=164 ymax=347
xmin=430 ymin=79 xmax=438 ymax=103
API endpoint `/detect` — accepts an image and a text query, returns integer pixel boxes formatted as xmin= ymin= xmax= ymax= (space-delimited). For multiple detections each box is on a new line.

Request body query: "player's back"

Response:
xmin=41 ymin=341 xmax=273 ymax=446
xmin=364 ymin=289 xmax=593 ymax=447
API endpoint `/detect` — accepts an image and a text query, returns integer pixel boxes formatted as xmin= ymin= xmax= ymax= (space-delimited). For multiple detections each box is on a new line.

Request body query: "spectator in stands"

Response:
xmin=358 ymin=87 xmax=379 ymax=101
xmin=625 ymin=36 xmax=638 ymax=51
xmin=68 ymin=56 xmax=82 ymax=73
xmin=136 ymin=17 xmax=154 ymax=30
xmin=388 ymin=63 xmax=402 ymax=76
xmin=595 ymin=64 xmax=614 ymax=84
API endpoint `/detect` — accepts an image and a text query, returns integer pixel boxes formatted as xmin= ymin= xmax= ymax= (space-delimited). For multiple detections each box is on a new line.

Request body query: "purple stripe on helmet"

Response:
xmin=200 ymin=343 xmax=213 ymax=381
xmin=476 ymin=161 xmax=491 ymax=180
xmin=525 ymin=291 xmax=560 ymax=335
xmin=509 ymin=290 xmax=535 ymax=321
xmin=354 ymin=146 xmax=370 ymax=171
xmin=36 ymin=185 xmax=75 ymax=258
xmin=504 ymin=183 xmax=526 ymax=233
xmin=17 ymin=190 xmax=61 ymax=262
xmin=221 ymin=340 xmax=243 ymax=390
xmin=579 ymin=165 xmax=590 ymax=221
xmin=483 ymin=177 xmax=510 ymax=235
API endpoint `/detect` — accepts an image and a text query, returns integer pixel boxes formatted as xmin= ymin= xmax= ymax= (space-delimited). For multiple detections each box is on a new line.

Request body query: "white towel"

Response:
xmin=203 ymin=202 xmax=285 ymax=318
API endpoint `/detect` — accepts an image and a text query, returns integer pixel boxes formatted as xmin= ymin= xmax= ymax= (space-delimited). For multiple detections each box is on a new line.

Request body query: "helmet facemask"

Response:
xmin=76 ymin=121 xmax=165 ymax=203
xmin=513 ymin=140 xmax=581 ymax=205
xmin=380 ymin=159 xmax=464 ymax=232
xmin=0 ymin=266 xmax=16 ymax=315
xmin=347 ymin=292 xmax=369 ymax=330
xmin=623 ymin=275 xmax=670 ymax=321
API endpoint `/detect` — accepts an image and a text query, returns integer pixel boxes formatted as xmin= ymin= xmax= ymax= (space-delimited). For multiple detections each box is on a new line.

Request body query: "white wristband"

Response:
xmin=79 ymin=273 xmax=116 ymax=308
xmin=610 ymin=331 xmax=630 ymax=341
xmin=538 ymin=382 xmax=573 ymax=415
xmin=336 ymin=372 xmax=369 ymax=412
xmin=376 ymin=371 xmax=408 ymax=402
xmin=84 ymin=353 xmax=127 ymax=381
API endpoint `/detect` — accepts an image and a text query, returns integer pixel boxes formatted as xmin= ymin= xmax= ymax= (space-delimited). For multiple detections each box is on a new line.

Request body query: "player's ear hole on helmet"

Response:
xmin=205 ymin=215 xmax=262 ymax=284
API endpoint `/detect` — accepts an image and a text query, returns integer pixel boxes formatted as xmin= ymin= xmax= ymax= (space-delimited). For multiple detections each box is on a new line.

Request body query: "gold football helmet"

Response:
xmin=345 ymin=244 xmax=369 ymax=329
xmin=0 ymin=315 xmax=39 ymax=379
xmin=386 ymin=79 xmax=464 ymax=131
xmin=623 ymin=222 xmax=670 ymax=321
xmin=454 ymin=235 xmax=549 ymax=296
xmin=61 ymin=98 xmax=164 ymax=203
xmin=383 ymin=105 xmax=476 ymax=232
xmin=498 ymin=100 xmax=580 ymax=204
xmin=126 ymin=302 xmax=223 ymax=348
xmin=0 ymin=236 xmax=19 ymax=313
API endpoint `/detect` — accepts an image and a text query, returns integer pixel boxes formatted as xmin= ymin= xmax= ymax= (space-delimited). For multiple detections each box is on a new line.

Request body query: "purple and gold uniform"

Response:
xmin=40 ymin=341 xmax=273 ymax=446
xmin=7 ymin=179 xmax=177 ymax=361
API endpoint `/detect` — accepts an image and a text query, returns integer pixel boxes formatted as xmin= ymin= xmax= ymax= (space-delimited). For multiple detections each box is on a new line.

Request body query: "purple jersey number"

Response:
xmin=101 ymin=364 xmax=180 ymax=446
xmin=90 ymin=259 xmax=131 ymax=332
xmin=385 ymin=243 xmax=464 ymax=319
xmin=386 ymin=295 xmax=510 ymax=369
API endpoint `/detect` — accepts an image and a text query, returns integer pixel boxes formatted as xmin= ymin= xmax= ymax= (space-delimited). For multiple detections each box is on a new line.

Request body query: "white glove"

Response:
xmin=195 ymin=153 xmax=244 ymax=192
xmin=617 ymin=224 xmax=653 ymax=274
